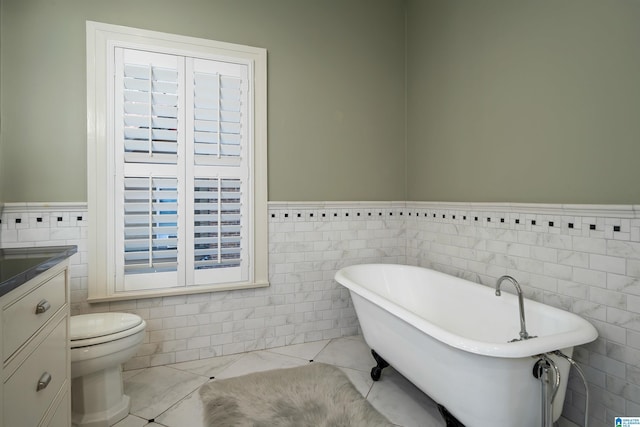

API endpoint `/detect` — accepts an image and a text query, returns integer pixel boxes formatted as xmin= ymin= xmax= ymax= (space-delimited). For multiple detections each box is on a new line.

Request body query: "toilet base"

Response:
xmin=71 ymin=364 xmax=130 ymax=427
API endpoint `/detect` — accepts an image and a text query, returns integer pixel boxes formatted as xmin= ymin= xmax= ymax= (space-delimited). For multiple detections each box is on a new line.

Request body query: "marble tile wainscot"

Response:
xmin=2 ymin=201 xmax=640 ymax=427
xmin=0 ymin=203 xmax=88 ymax=308
xmin=405 ymin=201 xmax=640 ymax=427
xmin=0 ymin=201 xmax=407 ymax=366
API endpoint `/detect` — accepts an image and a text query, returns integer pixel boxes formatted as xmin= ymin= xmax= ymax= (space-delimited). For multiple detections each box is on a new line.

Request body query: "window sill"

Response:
xmin=87 ymin=280 xmax=270 ymax=303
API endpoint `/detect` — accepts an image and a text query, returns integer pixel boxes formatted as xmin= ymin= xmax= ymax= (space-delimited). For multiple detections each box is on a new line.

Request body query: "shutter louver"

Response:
xmin=123 ymin=57 xmax=180 ymax=164
xmin=193 ymin=72 xmax=243 ymax=164
xmin=194 ymin=178 xmax=242 ymax=270
xmin=123 ymin=176 xmax=179 ymax=275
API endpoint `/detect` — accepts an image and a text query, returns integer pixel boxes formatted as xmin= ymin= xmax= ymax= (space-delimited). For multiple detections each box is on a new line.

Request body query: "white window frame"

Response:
xmin=86 ymin=21 xmax=268 ymax=301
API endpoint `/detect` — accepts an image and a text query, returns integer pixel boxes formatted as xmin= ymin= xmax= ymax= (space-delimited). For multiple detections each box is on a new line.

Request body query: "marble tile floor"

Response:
xmin=114 ymin=335 xmax=446 ymax=427
xmin=115 ymin=335 xmax=579 ymax=427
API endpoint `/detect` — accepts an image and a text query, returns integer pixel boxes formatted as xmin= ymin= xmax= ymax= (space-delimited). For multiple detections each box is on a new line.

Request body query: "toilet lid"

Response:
xmin=70 ymin=312 xmax=144 ymax=341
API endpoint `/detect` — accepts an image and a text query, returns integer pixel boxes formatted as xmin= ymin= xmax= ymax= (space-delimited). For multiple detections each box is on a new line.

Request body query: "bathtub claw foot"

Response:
xmin=370 ymin=350 xmax=389 ymax=381
xmin=371 ymin=366 xmax=383 ymax=381
xmin=437 ymin=405 xmax=465 ymax=427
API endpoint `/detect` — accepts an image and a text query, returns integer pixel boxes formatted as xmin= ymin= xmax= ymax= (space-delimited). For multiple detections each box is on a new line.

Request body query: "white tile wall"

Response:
xmin=0 ymin=202 xmax=406 ymax=369
xmin=0 ymin=205 xmax=89 ymax=306
xmin=405 ymin=202 xmax=640 ymax=427
xmin=2 ymin=201 xmax=639 ymax=426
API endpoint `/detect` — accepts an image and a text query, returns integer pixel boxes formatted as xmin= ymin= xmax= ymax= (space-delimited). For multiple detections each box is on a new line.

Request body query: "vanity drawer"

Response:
xmin=44 ymin=386 xmax=70 ymax=427
xmin=3 ymin=317 xmax=67 ymax=427
xmin=2 ymin=270 xmax=66 ymax=361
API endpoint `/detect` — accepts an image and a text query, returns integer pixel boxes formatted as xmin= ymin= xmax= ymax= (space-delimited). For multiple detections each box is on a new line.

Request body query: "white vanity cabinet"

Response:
xmin=0 ymin=246 xmax=75 ymax=427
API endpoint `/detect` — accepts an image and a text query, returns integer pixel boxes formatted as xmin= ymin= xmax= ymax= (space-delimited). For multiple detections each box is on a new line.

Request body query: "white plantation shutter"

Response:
xmin=117 ymin=176 xmax=181 ymax=291
xmin=193 ymin=178 xmax=242 ymax=269
xmin=123 ymin=176 xmax=179 ymax=273
xmin=118 ymin=49 xmax=182 ymax=165
xmin=192 ymin=177 xmax=245 ymax=285
xmin=88 ymin=22 xmax=267 ymax=300
xmin=186 ymin=57 xmax=249 ymax=286
xmin=191 ymin=58 xmax=247 ymax=165
xmin=193 ymin=74 xmax=243 ymax=161
xmin=114 ymin=48 xmax=249 ymax=291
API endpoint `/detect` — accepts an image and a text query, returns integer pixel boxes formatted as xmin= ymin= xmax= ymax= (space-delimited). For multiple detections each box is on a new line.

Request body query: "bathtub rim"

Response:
xmin=335 ymin=263 xmax=598 ymax=358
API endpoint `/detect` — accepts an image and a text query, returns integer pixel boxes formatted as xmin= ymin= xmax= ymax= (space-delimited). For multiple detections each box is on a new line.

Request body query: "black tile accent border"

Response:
xmin=265 ymin=205 xmax=634 ymax=244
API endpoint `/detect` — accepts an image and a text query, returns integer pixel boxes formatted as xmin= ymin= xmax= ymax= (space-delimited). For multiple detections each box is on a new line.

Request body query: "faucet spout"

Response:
xmin=495 ymin=275 xmax=533 ymax=341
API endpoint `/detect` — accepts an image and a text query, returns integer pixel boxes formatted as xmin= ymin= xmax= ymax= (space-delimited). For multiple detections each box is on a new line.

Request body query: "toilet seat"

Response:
xmin=71 ymin=313 xmax=145 ymax=348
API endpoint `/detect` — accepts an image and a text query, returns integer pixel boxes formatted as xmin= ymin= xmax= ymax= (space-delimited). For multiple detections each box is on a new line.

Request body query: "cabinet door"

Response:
xmin=4 ymin=317 xmax=67 ymax=427
xmin=44 ymin=389 xmax=70 ymax=427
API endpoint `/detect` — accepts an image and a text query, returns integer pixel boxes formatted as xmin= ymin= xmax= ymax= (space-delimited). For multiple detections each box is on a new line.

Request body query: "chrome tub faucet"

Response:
xmin=495 ymin=275 xmax=535 ymax=341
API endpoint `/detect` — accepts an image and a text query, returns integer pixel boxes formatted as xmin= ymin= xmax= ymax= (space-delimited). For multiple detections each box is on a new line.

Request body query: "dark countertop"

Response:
xmin=0 ymin=245 xmax=78 ymax=298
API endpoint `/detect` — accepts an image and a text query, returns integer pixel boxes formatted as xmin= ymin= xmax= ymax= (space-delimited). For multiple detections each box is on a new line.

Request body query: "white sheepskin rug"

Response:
xmin=199 ymin=362 xmax=392 ymax=427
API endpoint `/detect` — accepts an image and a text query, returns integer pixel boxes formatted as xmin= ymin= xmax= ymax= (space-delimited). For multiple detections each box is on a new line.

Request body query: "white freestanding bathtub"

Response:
xmin=335 ymin=264 xmax=598 ymax=427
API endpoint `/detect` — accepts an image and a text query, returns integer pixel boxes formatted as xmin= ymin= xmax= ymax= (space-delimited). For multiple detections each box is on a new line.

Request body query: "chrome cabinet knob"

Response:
xmin=35 ymin=299 xmax=51 ymax=314
xmin=36 ymin=372 xmax=52 ymax=391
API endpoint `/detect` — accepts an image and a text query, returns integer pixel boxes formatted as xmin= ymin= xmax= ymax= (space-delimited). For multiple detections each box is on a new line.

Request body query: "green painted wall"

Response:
xmin=0 ymin=0 xmax=406 ymax=202
xmin=406 ymin=0 xmax=640 ymax=204
xmin=3 ymin=0 xmax=640 ymax=204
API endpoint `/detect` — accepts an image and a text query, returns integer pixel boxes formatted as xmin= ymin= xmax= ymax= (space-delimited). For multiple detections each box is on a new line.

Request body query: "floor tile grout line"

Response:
xmin=308 ymin=338 xmax=332 ymax=361
xmin=144 ymin=377 xmax=210 ymax=425
xmin=211 ymin=351 xmax=251 ymax=379
xmin=126 ymin=365 xmax=210 ymax=422
xmin=263 ymin=338 xmax=333 ymax=363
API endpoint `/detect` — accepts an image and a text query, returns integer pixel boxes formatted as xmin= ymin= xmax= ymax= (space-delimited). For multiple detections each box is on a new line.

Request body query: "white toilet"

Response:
xmin=70 ymin=312 xmax=146 ymax=427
